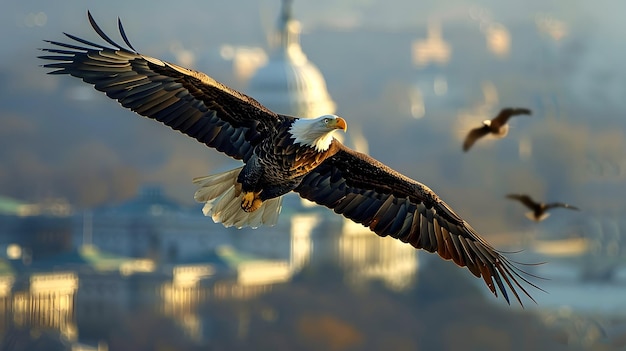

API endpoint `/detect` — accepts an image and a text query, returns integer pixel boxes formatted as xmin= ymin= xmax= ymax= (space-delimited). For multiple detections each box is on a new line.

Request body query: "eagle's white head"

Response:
xmin=482 ymin=119 xmax=509 ymax=137
xmin=289 ymin=114 xmax=348 ymax=152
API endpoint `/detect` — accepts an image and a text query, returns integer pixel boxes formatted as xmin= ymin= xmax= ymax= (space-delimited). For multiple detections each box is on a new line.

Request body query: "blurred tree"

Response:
xmin=107 ymin=309 xmax=204 ymax=351
xmin=297 ymin=314 xmax=363 ymax=351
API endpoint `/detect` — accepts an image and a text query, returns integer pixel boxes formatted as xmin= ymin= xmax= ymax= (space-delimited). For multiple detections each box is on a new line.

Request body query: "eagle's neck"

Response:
xmin=288 ymin=119 xmax=335 ymax=152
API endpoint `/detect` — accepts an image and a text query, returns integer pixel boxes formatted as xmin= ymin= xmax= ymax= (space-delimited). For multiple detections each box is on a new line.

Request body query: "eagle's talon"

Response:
xmin=241 ymin=191 xmax=262 ymax=212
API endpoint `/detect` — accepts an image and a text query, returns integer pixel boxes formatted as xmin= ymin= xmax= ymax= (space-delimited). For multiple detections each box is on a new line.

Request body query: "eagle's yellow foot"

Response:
xmin=241 ymin=191 xmax=263 ymax=213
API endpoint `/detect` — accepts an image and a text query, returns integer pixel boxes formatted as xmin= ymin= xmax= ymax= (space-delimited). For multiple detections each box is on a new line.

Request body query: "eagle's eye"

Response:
xmin=323 ymin=118 xmax=330 ymax=124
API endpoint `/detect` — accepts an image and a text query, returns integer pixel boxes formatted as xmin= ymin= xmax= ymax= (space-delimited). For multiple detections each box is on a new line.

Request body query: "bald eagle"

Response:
xmin=40 ymin=12 xmax=539 ymax=305
xmin=463 ymin=108 xmax=532 ymax=152
xmin=507 ymin=194 xmax=580 ymax=222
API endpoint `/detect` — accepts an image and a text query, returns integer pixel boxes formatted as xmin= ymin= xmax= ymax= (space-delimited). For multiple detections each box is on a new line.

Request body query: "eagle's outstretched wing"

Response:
xmin=462 ymin=125 xmax=490 ymax=152
xmin=39 ymin=11 xmax=286 ymax=162
xmin=544 ymin=202 xmax=580 ymax=211
xmin=490 ymin=108 xmax=532 ymax=129
xmin=506 ymin=194 xmax=540 ymax=211
xmin=296 ymin=142 xmax=539 ymax=305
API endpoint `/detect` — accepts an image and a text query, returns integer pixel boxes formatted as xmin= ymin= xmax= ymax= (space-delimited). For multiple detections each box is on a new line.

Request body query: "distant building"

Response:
xmin=1 ymin=269 xmax=78 ymax=342
xmin=0 ymin=240 xmax=290 ymax=346
xmin=74 ymin=186 xmax=230 ymax=262
xmin=409 ymin=19 xmax=514 ymax=120
xmin=219 ymin=45 xmax=269 ymax=83
xmin=246 ymin=0 xmax=335 ymax=118
xmin=410 ymin=21 xmax=459 ymax=118
xmin=412 ymin=21 xmax=451 ymax=68
xmin=483 ymin=22 xmax=511 ymax=58
xmin=0 ymin=195 xmax=73 ymax=260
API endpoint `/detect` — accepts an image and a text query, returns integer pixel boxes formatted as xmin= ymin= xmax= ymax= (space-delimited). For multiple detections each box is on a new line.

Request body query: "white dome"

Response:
xmin=247 ymin=11 xmax=335 ymax=118
xmin=248 ymin=51 xmax=335 ymax=117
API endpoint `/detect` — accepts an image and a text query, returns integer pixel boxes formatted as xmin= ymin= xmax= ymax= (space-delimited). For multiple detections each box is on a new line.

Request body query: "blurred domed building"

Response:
xmin=409 ymin=20 xmax=453 ymax=119
xmin=246 ymin=0 xmax=335 ymax=118
xmin=242 ymin=0 xmax=417 ymax=291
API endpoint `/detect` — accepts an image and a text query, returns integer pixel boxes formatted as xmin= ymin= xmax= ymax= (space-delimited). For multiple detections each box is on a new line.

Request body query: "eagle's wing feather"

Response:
xmin=39 ymin=11 xmax=285 ymax=162
xmin=296 ymin=142 xmax=537 ymax=305
xmin=506 ymin=194 xmax=539 ymax=211
xmin=490 ymin=107 xmax=532 ymax=129
xmin=462 ymin=125 xmax=490 ymax=152
xmin=544 ymin=202 xmax=580 ymax=211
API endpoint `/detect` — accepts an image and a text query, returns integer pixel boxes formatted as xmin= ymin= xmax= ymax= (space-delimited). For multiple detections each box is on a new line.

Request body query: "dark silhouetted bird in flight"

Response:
xmin=506 ymin=194 xmax=579 ymax=222
xmin=463 ymin=108 xmax=532 ymax=152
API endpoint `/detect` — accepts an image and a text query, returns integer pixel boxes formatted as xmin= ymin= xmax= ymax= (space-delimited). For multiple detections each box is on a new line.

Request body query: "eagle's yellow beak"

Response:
xmin=330 ymin=117 xmax=348 ymax=132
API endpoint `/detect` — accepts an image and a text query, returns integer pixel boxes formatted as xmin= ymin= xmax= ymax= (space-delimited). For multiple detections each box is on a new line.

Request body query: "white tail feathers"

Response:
xmin=495 ymin=124 xmax=510 ymax=138
xmin=525 ymin=211 xmax=549 ymax=222
xmin=192 ymin=167 xmax=283 ymax=229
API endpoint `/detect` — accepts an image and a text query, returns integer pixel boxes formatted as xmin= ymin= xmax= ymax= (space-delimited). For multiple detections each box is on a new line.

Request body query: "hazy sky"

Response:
xmin=3 ymin=0 xmax=623 ymax=97
xmin=2 ymin=0 xmax=622 ymax=58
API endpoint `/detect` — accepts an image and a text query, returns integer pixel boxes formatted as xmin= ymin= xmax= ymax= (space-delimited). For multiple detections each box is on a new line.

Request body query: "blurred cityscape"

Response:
xmin=1 ymin=0 xmax=626 ymax=350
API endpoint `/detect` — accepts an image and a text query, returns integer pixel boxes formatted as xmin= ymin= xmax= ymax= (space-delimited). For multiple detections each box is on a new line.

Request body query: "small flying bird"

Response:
xmin=506 ymin=194 xmax=580 ymax=222
xmin=463 ymin=108 xmax=532 ymax=152
xmin=39 ymin=12 xmax=539 ymax=305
